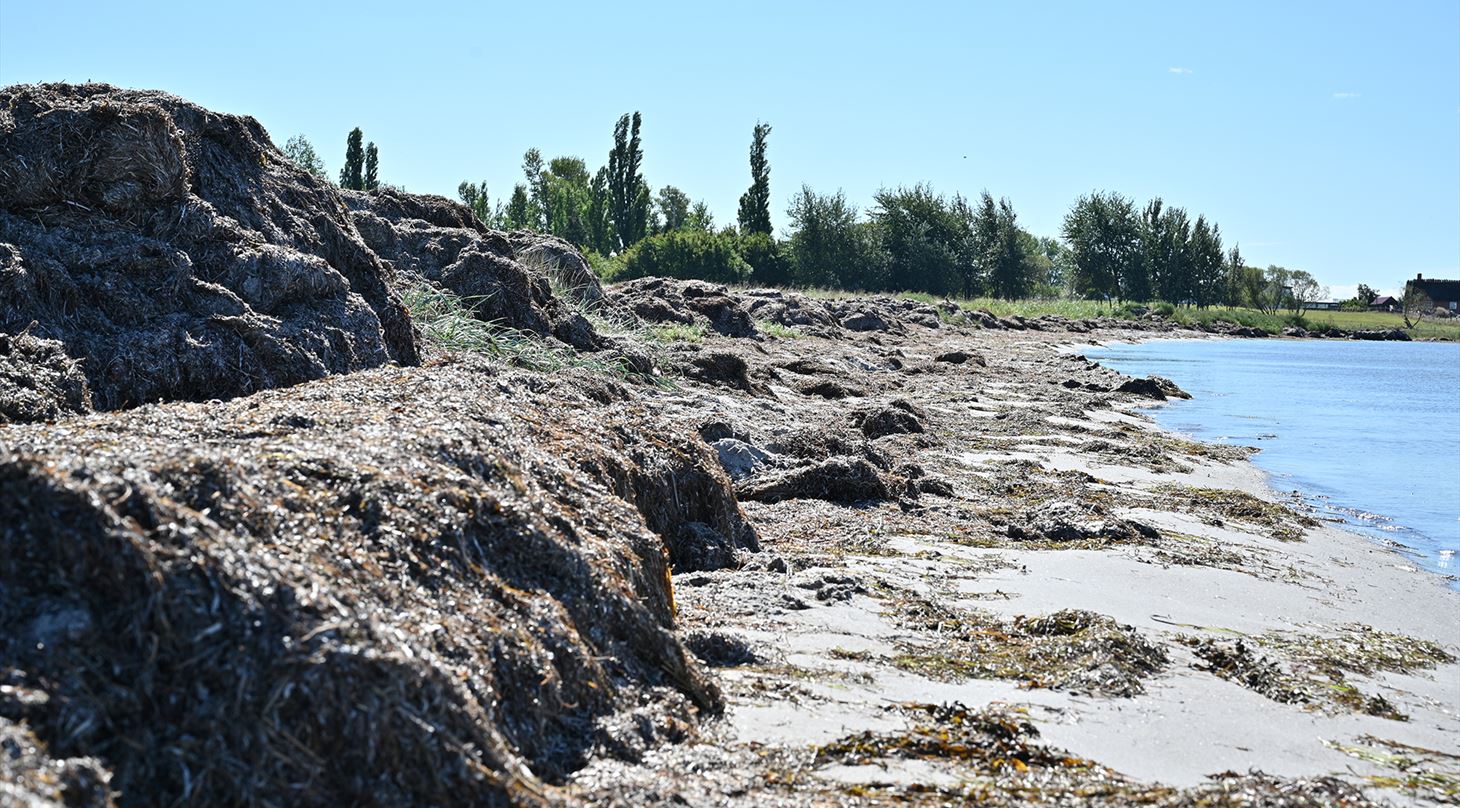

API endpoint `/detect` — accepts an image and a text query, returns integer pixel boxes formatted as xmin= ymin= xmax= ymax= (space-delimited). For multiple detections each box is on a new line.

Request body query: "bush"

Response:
xmin=738 ymin=232 xmax=789 ymax=287
xmin=618 ymin=229 xmax=752 ymax=285
xmin=1152 ymin=301 xmax=1176 ymax=317
xmin=584 ymin=250 xmax=626 ymax=282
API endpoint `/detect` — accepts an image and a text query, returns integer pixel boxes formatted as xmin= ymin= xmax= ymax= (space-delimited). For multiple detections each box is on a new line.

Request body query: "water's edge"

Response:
xmin=1075 ymin=336 xmax=1459 ymax=590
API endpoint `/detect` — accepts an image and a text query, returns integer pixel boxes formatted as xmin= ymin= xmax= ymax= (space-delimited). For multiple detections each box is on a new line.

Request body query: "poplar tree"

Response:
xmin=363 ymin=142 xmax=379 ymax=191
xmin=339 ymin=128 xmax=364 ymax=190
xmin=606 ymin=112 xmax=648 ymax=250
xmin=737 ymin=123 xmax=773 ymax=235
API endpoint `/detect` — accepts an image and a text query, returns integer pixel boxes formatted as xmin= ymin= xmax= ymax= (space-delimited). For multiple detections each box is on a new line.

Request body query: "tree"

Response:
xmin=1257 ymin=266 xmax=1292 ymax=314
xmin=687 ymin=201 xmax=715 ymax=233
xmin=282 ymin=135 xmax=327 ymax=179
xmin=1356 ymin=283 xmax=1379 ymax=305
xmin=1400 ymin=283 xmax=1433 ymax=329
xmin=985 ymin=196 xmax=1034 ymax=300
xmin=1061 ymin=191 xmax=1140 ymax=300
xmin=457 ymin=181 xmax=495 ymax=225
xmin=606 ymin=112 xmax=649 ymax=250
xmin=654 ymin=186 xmax=692 ymax=232
xmin=1157 ymin=205 xmax=1192 ymax=304
xmin=513 ymin=155 xmax=593 ymax=245
xmin=1189 ymin=215 xmax=1225 ymax=307
xmin=871 ymin=184 xmax=963 ymax=295
xmin=363 ymin=142 xmax=379 ymax=191
xmin=1032 ymin=236 xmax=1075 ymax=296
xmin=787 ymin=185 xmax=871 ymax=288
xmin=1224 ymin=244 xmax=1247 ymax=307
xmin=737 ymin=122 xmax=773 ymax=235
xmin=1233 ymin=263 xmax=1267 ymax=309
xmin=506 ymin=184 xmax=531 ymax=230
xmin=339 ymin=128 xmax=365 ymax=190
xmin=1285 ymin=269 xmax=1326 ymax=317
xmin=521 ymin=148 xmax=548 ymax=231
xmin=586 ymin=167 xmax=613 ymax=255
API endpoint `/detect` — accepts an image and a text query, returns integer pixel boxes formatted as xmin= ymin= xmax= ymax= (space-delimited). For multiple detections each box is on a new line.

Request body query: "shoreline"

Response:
xmin=1080 ymin=335 xmax=1460 ymax=591
xmin=570 ymin=315 xmax=1460 ymax=805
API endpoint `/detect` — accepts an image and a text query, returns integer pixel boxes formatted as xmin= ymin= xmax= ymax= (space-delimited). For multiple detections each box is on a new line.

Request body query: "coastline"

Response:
xmin=1080 ymin=335 xmax=1460 ymax=590
xmin=570 ymin=319 xmax=1460 ymax=805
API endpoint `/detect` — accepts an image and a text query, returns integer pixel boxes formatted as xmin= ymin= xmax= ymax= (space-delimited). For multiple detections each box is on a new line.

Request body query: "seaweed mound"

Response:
xmin=0 ymin=330 xmax=92 ymax=423
xmin=0 ymin=83 xmax=419 ymax=414
xmin=0 ymin=359 xmax=735 ymax=806
xmin=608 ymin=278 xmax=758 ymax=338
xmin=343 ymin=190 xmax=606 ymax=351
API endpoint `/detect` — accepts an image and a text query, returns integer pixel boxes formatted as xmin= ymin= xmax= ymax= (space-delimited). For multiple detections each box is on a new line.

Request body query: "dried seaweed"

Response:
xmin=0 ymin=358 xmax=759 ymax=805
xmin=887 ymin=597 xmax=1168 ymax=697
xmin=811 ymin=703 xmax=1376 ymax=806
xmin=1182 ymin=624 xmax=1453 ymax=720
xmin=1157 ymin=484 xmax=1317 ymax=542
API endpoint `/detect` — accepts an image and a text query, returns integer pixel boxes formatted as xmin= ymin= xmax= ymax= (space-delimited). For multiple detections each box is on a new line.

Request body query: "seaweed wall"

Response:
xmin=0 ymin=360 xmax=726 ymax=806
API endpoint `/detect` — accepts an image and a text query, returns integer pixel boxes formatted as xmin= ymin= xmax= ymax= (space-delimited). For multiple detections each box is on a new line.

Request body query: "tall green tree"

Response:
xmin=1159 ymin=206 xmax=1193 ymax=304
xmin=606 ymin=112 xmax=649 ymax=250
xmin=1189 ymin=215 xmax=1225 ymax=307
xmin=363 ymin=142 xmax=379 ymax=191
xmin=872 ymin=184 xmax=963 ymax=295
xmin=654 ymin=186 xmax=692 ymax=232
xmin=737 ymin=122 xmax=773 ymax=235
xmin=1224 ymin=244 xmax=1246 ymax=307
xmin=506 ymin=184 xmax=531 ymax=230
xmin=986 ymin=196 xmax=1033 ymax=300
xmin=283 ymin=135 xmax=327 ymax=179
xmin=687 ymin=201 xmax=715 ymax=233
xmin=788 ymin=186 xmax=858 ymax=287
xmin=1061 ymin=191 xmax=1139 ymax=300
xmin=522 ymin=148 xmax=548 ymax=230
xmin=339 ymin=127 xmax=364 ymax=190
xmin=587 ymin=167 xmax=613 ymax=254
xmin=545 ymin=157 xmax=591 ymax=246
xmin=457 ymin=181 xmax=494 ymax=225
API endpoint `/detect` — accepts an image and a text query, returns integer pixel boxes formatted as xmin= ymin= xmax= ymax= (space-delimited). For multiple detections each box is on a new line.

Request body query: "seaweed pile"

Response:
xmin=0 ymin=83 xmax=621 ymax=418
xmin=0 ymin=83 xmax=758 ymax=806
xmin=1 ymin=358 xmax=753 ymax=805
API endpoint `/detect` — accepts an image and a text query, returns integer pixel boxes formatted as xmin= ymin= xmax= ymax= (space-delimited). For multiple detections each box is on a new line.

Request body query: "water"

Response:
xmin=1084 ymin=338 xmax=1460 ymax=583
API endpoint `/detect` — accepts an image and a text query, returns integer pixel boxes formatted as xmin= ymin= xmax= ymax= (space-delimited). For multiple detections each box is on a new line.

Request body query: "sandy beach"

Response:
xmin=568 ymin=321 xmax=1460 ymax=806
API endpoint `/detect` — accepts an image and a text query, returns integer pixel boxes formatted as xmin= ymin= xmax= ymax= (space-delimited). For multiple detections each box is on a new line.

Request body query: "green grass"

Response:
xmin=648 ymin=323 xmax=707 ymax=342
xmin=400 ymin=283 xmax=634 ymax=376
xmin=1301 ymin=309 xmax=1460 ymax=340
xmin=905 ymin=293 xmax=1460 ymax=340
xmin=756 ymin=320 xmax=801 ymax=339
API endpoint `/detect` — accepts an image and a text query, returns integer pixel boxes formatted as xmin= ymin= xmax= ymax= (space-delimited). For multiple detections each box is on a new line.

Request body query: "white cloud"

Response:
xmin=1332 ymin=92 xmax=1361 ymax=100
xmin=1168 ymin=67 xmax=1192 ymax=75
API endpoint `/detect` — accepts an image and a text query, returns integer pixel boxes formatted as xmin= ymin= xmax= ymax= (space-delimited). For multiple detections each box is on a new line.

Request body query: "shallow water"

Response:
xmin=1085 ymin=338 xmax=1460 ymax=584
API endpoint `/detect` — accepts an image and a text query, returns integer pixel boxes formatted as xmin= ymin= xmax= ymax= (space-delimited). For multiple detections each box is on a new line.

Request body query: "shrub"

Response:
xmin=618 ymin=229 xmax=752 ymax=285
xmin=737 ymin=232 xmax=789 ymax=287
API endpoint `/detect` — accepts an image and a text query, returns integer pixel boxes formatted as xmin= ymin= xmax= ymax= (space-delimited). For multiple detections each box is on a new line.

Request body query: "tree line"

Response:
xmin=283 ymin=119 xmax=1330 ymax=309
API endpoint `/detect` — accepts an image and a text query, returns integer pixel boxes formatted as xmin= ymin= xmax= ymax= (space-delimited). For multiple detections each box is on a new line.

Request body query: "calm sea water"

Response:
xmin=1085 ymin=338 xmax=1460 ymax=583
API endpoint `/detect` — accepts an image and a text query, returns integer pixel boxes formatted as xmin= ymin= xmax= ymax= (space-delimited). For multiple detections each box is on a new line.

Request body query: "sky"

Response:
xmin=2 ymin=1 xmax=1457 ymax=298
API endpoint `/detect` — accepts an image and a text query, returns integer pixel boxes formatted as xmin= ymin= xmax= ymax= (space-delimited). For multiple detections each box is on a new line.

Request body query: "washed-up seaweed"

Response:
xmin=0 ymin=358 xmax=757 ymax=806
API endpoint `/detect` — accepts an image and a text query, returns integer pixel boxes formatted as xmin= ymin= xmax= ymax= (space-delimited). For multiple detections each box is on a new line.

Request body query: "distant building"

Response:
xmin=1407 ymin=274 xmax=1460 ymax=312
xmin=1369 ymin=295 xmax=1398 ymax=312
xmin=1302 ymin=300 xmax=1339 ymax=311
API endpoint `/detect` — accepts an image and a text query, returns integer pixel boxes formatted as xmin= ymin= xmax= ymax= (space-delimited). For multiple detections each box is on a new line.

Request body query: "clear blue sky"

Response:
xmin=3 ymin=0 xmax=1457 ymax=296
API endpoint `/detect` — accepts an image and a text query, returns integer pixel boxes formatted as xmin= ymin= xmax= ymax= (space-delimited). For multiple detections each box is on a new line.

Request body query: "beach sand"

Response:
xmin=571 ymin=326 xmax=1460 ymax=806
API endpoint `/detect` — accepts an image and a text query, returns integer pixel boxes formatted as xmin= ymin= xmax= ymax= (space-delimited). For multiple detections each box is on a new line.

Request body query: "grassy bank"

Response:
xmin=898 ymin=293 xmax=1460 ymax=340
